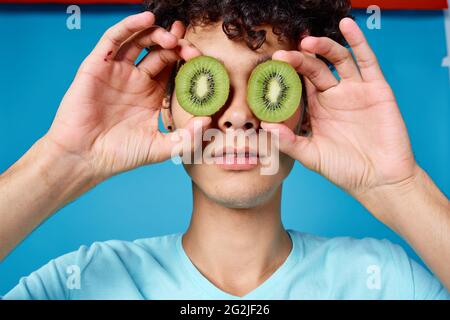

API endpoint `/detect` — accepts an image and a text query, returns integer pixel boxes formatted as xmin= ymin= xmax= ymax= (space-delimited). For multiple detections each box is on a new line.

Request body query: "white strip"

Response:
xmin=442 ymin=0 xmax=450 ymax=81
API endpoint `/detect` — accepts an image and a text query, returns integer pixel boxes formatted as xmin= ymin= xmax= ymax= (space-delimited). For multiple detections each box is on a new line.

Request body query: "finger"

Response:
xmin=138 ymin=49 xmax=179 ymax=78
xmin=169 ymin=20 xmax=186 ymax=39
xmin=147 ymin=21 xmax=187 ymax=80
xmin=155 ymin=117 xmax=212 ymax=162
xmin=260 ymin=122 xmax=318 ymax=171
xmin=176 ymin=39 xmax=203 ymax=60
xmin=273 ymin=50 xmax=338 ymax=92
xmin=116 ymin=26 xmax=178 ymax=64
xmin=301 ymin=36 xmax=362 ymax=81
xmin=92 ymin=12 xmax=155 ymax=59
xmin=117 ymin=20 xmax=186 ymax=65
xmin=291 ymin=48 xmax=322 ymax=98
xmin=137 ymin=39 xmax=202 ymax=78
xmin=303 ymin=76 xmax=318 ymax=102
xmin=339 ymin=18 xmax=384 ymax=82
xmin=119 ymin=20 xmax=186 ymax=63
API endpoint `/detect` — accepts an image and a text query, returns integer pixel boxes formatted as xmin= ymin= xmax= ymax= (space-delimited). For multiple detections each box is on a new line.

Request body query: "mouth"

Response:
xmin=212 ymin=148 xmax=260 ymax=171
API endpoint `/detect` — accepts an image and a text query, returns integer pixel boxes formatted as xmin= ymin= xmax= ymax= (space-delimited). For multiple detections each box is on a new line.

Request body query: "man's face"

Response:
xmin=168 ymin=22 xmax=302 ymax=209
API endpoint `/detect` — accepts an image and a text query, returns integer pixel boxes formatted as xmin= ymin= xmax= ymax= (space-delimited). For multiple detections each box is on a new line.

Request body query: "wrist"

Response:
xmin=356 ymin=164 xmax=448 ymax=231
xmin=28 ymin=136 xmax=100 ymax=205
xmin=356 ymin=164 xmax=422 ymax=227
xmin=0 ymin=136 xmax=100 ymax=260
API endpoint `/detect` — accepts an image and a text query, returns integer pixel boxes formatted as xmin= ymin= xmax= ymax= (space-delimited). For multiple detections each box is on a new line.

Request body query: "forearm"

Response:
xmin=357 ymin=166 xmax=450 ymax=290
xmin=0 ymin=137 xmax=97 ymax=260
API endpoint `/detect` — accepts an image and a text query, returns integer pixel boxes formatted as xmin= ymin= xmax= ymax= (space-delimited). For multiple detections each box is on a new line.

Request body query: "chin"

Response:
xmin=207 ymin=185 xmax=279 ymax=209
xmin=190 ymin=165 xmax=282 ymax=209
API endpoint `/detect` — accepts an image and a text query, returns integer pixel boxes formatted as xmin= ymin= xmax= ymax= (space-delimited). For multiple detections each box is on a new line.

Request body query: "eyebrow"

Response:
xmin=215 ymin=54 xmax=272 ymax=68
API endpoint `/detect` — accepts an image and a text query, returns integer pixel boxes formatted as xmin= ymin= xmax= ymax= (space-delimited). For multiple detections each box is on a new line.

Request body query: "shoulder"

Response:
xmin=63 ymin=233 xmax=182 ymax=280
xmin=288 ymin=230 xmax=449 ymax=300
xmin=296 ymin=230 xmax=405 ymax=261
xmin=290 ymin=229 xmax=410 ymax=263
xmin=4 ymin=233 xmax=181 ymax=300
xmin=76 ymin=233 xmax=180 ymax=261
xmin=290 ymin=229 xmax=410 ymax=281
xmin=47 ymin=233 xmax=180 ymax=270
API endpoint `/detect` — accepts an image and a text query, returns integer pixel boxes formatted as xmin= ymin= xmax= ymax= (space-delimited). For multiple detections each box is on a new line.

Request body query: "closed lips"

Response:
xmin=215 ymin=148 xmax=259 ymax=158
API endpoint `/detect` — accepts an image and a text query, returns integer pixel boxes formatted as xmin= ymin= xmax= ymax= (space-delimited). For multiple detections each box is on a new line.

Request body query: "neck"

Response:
xmin=182 ymin=183 xmax=292 ymax=297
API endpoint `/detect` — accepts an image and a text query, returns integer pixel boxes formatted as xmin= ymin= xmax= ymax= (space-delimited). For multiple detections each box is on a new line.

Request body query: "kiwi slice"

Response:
xmin=175 ymin=56 xmax=230 ymax=116
xmin=247 ymin=60 xmax=302 ymax=123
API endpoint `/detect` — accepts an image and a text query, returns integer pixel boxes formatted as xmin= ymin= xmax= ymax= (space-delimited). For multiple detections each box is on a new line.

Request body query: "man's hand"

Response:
xmin=46 ymin=12 xmax=209 ymax=181
xmin=0 ymin=12 xmax=210 ymax=260
xmin=262 ymin=18 xmax=417 ymax=202
xmin=263 ymin=18 xmax=450 ymax=289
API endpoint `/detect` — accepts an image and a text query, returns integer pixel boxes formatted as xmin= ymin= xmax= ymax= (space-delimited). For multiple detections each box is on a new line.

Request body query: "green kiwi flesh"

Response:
xmin=247 ymin=60 xmax=302 ymax=123
xmin=175 ymin=56 xmax=230 ymax=116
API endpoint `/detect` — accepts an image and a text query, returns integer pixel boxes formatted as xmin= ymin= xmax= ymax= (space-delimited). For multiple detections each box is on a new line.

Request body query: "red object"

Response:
xmin=0 ymin=0 xmax=447 ymax=10
xmin=0 ymin=0 xmax=141 ymax=3
xmin=352 ymin=0 xmax=448 ymax=10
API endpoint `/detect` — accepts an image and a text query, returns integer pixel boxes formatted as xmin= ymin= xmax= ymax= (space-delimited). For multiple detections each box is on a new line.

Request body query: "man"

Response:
xmin=1 ymin=0 xmax=449 ymax=299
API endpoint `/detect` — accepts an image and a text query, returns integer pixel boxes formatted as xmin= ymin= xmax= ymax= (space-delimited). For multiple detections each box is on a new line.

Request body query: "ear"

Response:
xmin=161 ymin=96 xmax=174 ymax=131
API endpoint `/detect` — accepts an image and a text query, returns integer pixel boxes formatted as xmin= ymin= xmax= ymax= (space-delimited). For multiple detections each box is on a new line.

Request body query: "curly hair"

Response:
xmin=143 ymin=0 xmax=352 ymax=50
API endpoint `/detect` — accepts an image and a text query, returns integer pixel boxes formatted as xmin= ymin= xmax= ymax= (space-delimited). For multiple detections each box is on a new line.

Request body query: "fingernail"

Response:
xmin=142 ymin=11 xmax=154 ymax=21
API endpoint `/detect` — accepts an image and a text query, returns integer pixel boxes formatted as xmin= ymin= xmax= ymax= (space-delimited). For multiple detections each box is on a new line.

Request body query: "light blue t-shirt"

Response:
xmin=3 ymin=230 xmax=449 ymax=300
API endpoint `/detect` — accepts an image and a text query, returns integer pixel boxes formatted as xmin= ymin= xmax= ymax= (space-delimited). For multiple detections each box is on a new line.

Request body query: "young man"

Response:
xmin=1 ymin=0 xmax=449 ymax=299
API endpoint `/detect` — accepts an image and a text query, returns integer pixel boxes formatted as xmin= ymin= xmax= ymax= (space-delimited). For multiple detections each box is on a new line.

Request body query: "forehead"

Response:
xmin=185 ymin=22 xmax=295 ymax=69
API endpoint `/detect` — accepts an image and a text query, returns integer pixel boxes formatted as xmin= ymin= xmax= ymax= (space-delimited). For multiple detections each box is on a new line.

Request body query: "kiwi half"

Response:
xmin=175 ymin=56 xmax=230 ymax=116
xmin=247 ymin=60 xmax=302 ymax=123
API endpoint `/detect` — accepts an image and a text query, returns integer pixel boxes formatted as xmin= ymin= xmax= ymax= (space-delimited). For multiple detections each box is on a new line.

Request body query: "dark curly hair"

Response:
xmin=143 ymin=0 xmax=352 ymax=50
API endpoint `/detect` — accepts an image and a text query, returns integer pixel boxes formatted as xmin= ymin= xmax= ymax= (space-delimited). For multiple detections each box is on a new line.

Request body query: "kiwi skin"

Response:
xmin=175 ymin=56 xmax=230 ymax=117
xmin=247 ymin=60 xmax=302 ymax=123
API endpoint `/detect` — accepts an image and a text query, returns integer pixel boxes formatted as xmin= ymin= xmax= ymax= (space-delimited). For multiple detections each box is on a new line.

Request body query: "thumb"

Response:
xmin=156 ymin=117 xmax=212 ymax=163
xmin=261 ymin=122 xmax=318 ymax=171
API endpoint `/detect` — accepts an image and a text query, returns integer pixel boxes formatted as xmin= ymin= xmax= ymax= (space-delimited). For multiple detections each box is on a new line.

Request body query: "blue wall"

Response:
xmin=0 ymin=5 xmax=449 ymax=294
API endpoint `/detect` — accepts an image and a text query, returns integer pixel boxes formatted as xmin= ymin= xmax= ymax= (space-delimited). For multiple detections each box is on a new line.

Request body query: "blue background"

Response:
xmin=0 ymin=5 xmax=449 ymax=294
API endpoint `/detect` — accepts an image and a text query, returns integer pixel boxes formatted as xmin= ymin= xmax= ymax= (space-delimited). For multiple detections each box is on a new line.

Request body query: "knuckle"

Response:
xmin=321 ymin=43 xmax=334 ymax=58
xmin=357 ymin=55 xmax=378 ymax=69
xmin=332 ymin=46 xmax=352 ymax=67
xmin=308 ymin=66 xmax=322 ymax=81
xmin=158 ymin=50 xmax=172 ymax=65
xmin=142 ymin=67 xmax=156 ymax=79
xmin=133 ymin=38 xmax=147 ymax=51
xmin=121 ymin=21 xmax=136 ymax=36
xmin=103 ymin=28 xmax=122 ymax=47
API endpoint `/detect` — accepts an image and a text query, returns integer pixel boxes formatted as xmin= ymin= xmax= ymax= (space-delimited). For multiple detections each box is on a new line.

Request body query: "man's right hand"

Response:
xmin=0 ymin=12 xmax=212 ymax=260
xmin=45 ymin=12 xmax=210 ymax=181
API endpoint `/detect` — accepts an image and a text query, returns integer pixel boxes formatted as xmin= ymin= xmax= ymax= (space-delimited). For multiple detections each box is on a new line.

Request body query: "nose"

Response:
xmin=218 ymin=88 xmax=259 ymax=131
